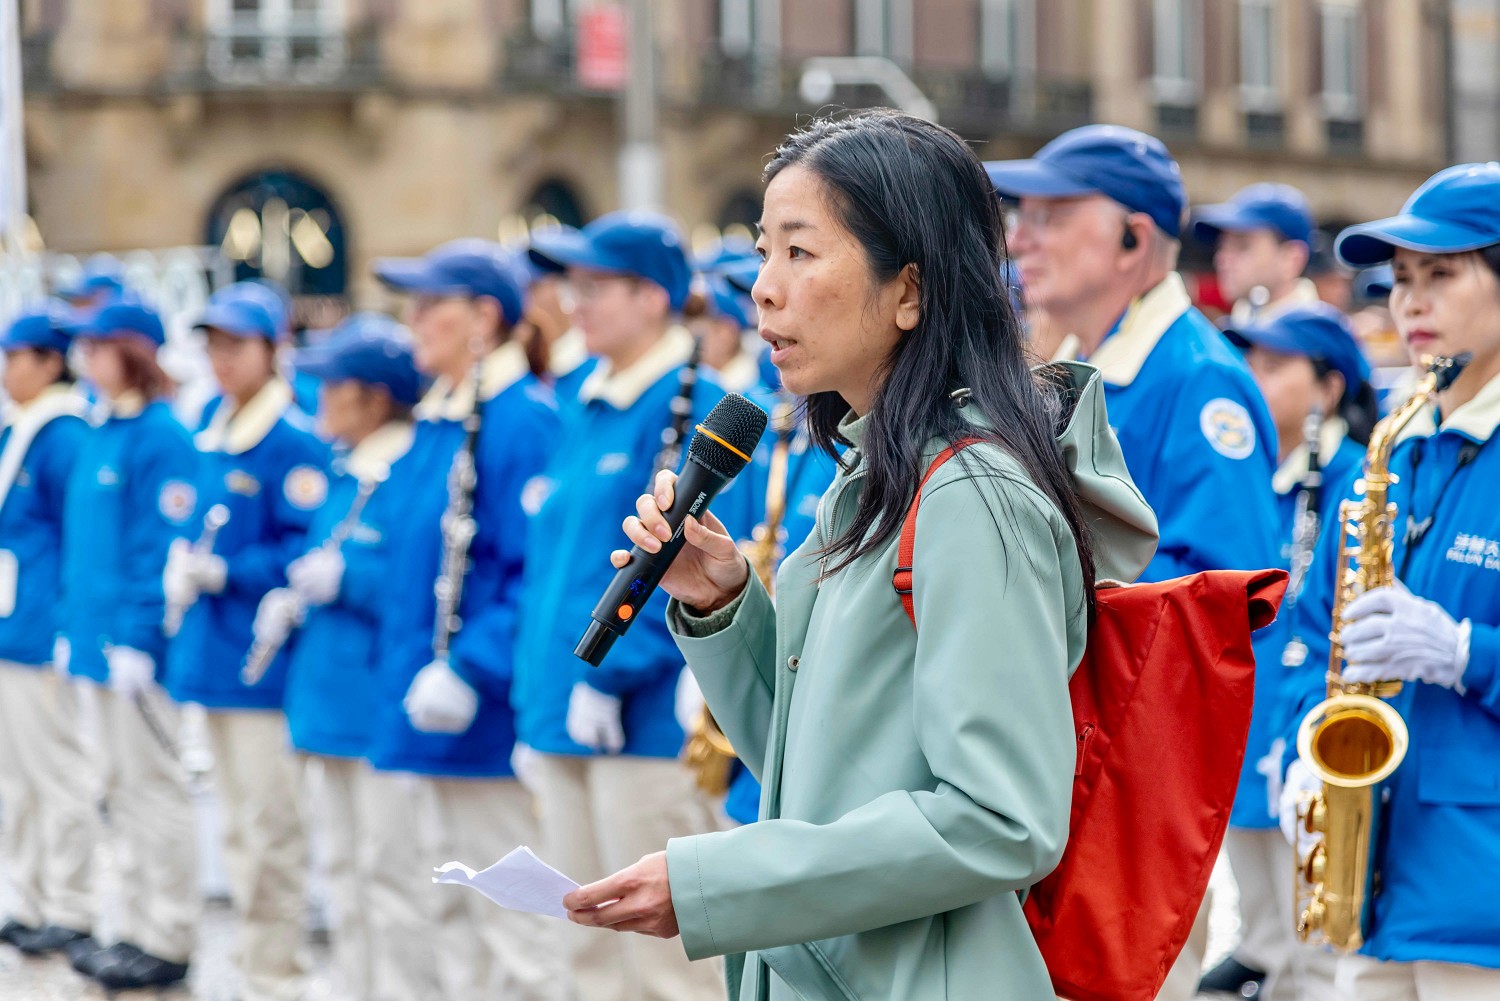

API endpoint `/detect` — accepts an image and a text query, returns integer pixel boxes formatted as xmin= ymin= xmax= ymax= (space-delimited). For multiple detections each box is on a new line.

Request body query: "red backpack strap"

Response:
xmin=892 ymin=438 xmax=982 ymax=628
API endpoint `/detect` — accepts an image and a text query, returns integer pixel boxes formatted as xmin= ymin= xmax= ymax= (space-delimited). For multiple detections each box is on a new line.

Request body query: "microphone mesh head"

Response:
xmin=688 ymin=393 xmax=769 ymax=477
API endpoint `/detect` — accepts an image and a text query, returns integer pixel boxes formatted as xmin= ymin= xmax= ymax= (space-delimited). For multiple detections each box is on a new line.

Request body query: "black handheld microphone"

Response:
xmin=575 ymin=393 xmax=768 ymax=666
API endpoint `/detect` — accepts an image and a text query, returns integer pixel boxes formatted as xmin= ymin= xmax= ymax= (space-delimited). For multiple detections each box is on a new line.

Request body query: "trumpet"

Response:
xmin=1293 ymin=353 xmax=1468 ymax=950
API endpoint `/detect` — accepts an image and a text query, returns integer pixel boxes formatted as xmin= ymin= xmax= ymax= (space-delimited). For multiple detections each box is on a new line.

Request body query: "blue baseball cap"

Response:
xmin=985 ymin=125 xmax=1187 ymax=236
xmin=294 ymin=312 xmax=425 ymax=406
xmin=66 ymin=297 xmax=166 ymax=347
xmin=1 ymin=301 xmax=74 ymax=354
xmin=195 ymin=281 xmax=281 ymax=341
xmin=1224 ymin=302 xmax=1371 ymax=401
xmin=528 ymin=211 xmax=693 ymax=312
xmin=1192 ymin=183 xmax=1314 ymax=245
xmin=694 ymin=234 xmax=757 ymax=273
xmin=54 ymin=255 xmax=126 ymax=302
xmin=1336 ymin=162 xmax=1500 ymax=267
xmin=1357 ymin=264 xmax=1393 ymax=300
xmin=703 ymin=274 xmax=754 ymax=329
xmin=718 ymin=256 xmax=761 ymax=297
xmin=374 ymin=239 xmax=526 ymax=327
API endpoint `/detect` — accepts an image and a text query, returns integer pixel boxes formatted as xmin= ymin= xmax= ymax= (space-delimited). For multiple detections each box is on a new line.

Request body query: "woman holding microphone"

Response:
xmin=563 ymin=111 xmax=1159 ymax=1000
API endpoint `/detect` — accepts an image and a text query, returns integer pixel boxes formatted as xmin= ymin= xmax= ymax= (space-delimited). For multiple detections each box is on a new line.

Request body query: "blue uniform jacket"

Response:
xmin=716 ymin=387 xmax=839 ymax=824
xmin=163 ymin=380 xmax=330 ymax=709
xmin=1231 ymin=426 xmax=1364 ymax=828
xmin=1284 ymin=374 xmax=1500 ymax=967
xmin=284 ymin=423 xmax=415 ymax=759
xmin=1074 ymin=275 xmax=1281 ymax=584
xmin=63 ymin=398 xmax=199 ymax=682
xmin=0 ymin=390 xmax=89 ymax=666
xmin=513 ymin=328 xmax=728 ymax=759
xmin=366 ymin=344 xmax=560 ymax=778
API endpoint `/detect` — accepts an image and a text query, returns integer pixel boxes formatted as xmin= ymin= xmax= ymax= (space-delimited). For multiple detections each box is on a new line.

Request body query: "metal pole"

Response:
xmin=0 ymin=0 xmax=27 ymax=253
xmin=618 ymin=0 xmax=662 ymax=211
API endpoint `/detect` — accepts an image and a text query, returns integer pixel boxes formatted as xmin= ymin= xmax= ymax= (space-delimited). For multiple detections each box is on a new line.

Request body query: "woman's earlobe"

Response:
xmin=896 ymin=264 xmax=922 ymax=331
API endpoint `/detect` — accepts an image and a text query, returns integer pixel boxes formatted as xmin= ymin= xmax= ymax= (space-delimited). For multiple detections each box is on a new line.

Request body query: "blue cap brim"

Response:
xmin=1335 ymin=215 xmax=1500 ymax=268
xmin=984 ymin=159 xmax=1098 ymax=199
xmin=291 ymin=344 xmax=342 ymax=383
xmin=1222 ymin=323 xmax=1305 ymax=357
xmin=194 ymin=303 xmax=270 ymax=339
xmin=1190 ymin=204 xmax=1261 ymax=243
xmin=527 ymin=229 xmax=618 ymax=274
xmin=373 ymin=258 xmax=471 ymax=295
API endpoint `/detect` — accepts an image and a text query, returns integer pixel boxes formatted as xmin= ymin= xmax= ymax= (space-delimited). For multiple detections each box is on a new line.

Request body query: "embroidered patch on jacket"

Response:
xmin=595 ymin=452 xmax=631 ymax=476
xmin=520 ymin=475 xmax=555 ymax=516
xmin=1199 ymin=398 xmax=1256 ymax=460
xmin=283 ymin=465 xmax=329 ymax=511
xmin=158 ymin=480 xmax=197 ymax=523
xmin=226 ymin=470 xmax=261 ymax=496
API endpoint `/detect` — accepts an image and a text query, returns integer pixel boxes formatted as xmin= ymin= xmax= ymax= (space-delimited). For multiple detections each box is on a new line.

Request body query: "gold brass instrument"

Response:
xmin=683 ymin=399 xmax=794 ymax=797
xmin=1293 ymin=353 xmax=1469 ymax=950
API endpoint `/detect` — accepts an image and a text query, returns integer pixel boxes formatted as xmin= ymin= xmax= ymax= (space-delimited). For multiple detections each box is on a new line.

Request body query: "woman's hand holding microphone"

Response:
xmin=612 ymin=468 xmax=750 ymax=616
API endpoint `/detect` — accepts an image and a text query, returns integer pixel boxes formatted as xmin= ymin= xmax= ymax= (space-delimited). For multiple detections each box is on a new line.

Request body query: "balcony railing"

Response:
xmin=165 ymin=24 xmax=383 ymax=94
xmin=20 ymin=33 xmax=55 ymax=93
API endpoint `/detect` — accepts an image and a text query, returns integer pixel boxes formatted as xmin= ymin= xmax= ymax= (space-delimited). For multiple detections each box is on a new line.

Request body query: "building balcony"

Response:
xmin=164 ymin=24 xmax=384 ymax=96
xmin=20 ymin=33 xmax=55 ymax=94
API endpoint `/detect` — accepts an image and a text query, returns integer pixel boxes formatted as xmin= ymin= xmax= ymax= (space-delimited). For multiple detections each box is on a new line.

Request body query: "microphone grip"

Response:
xmin=575 ymin=459 xmax=727 ymax=666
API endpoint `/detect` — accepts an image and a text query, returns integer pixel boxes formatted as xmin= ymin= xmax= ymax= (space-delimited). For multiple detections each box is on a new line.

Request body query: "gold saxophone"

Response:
xmin=1293 ymin=353 xmax=1469 ymax=950
xmin=682 ymin=399 xmax=794 ymax=797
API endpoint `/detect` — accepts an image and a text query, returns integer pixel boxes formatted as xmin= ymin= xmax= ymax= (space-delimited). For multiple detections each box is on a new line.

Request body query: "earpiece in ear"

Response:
xmin=1122 ymin=226 xmax=1139 ymax=251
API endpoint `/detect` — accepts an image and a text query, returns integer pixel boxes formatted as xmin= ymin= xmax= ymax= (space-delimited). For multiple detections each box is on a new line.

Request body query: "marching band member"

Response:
xmin=1281 ymin=163 xmax=1500 ymax=1000
xmin=987 ymin=123 xmax=1282 ymax=1000
xmin=367 ymin=240 xmax=561 ymax=1001
xmin=1205 ymin=303 xmax=1375 ymax=999
xmin=0 ymin=305 xmax=93 ymax=958
xmin=60 ymin=299 xmax=200 ymax=990
xmin=1192 ymin=183 xmax=1322 ymax=324
xmin=162 ymin=281 xmax=330 ymax=1001
xmin=567 ymin=110 xmax=1157 ymax=1001
xmin=514 ymin=211 xmax=729 ymax=1001
xmin=255 ymin=313 xmax=425 ymax=1001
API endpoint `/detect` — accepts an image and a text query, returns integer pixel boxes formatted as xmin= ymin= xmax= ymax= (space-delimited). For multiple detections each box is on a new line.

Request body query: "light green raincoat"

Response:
xmin=666 ymin=362 xmax=1159 ymax=1001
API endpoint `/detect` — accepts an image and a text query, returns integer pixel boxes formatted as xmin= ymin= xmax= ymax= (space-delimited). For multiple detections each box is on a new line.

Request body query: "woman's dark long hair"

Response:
xmin=1311 ymin=358 xmax=1378 ymax=446
xmin=765 ymin=110 xmax=1097 ymax=609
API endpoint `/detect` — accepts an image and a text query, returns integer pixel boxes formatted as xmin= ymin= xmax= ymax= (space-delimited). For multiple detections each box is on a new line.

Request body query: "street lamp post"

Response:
xmin=798 ymin=56 xmax=938 ymax=124
xmin=0 ymin=0 xmax=28 ymax=254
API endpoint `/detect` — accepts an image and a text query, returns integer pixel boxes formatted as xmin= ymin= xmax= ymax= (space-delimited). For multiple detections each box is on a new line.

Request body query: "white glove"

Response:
xmin=252 ymin=588 xmax=304 ymax=648
xmin=52 ymin=636 xmax=70 ymax=678
xmin=1279 ymin=759 xmax=1323 ymax=860
xmin=675 ymin=668 xmax=705 ymax=733
xmin=1256 ymin=737 xmax=1287 ymax=822
xmin=1341 ymin=580 xmax=1471 ymax=690
xmin=288 ymin=548 xmax=345 ymax=607
xmin=185 ymin=552 xmax=228 ymax=595
xmin=163 ymin=538 xmax=199 ymax=609
xmin=106 ymin=646 xmax=156 ymax=698
xmin=403 ymin=658 xmax=479 ymax=734
xmin=511 ymin=742 xmax=542 ymax=792
xmin=566 ymin=682 xmax=625 ymax=754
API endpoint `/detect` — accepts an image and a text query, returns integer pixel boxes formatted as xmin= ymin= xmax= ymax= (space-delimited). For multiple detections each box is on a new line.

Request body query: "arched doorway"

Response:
xmin=205 ymin=169 xmax=348 ymax=298
xmin=521 ymin=178 xmax=588 ymax=229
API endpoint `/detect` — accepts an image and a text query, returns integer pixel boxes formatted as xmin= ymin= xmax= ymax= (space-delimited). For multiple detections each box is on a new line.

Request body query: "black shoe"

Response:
xmin=13 ymin=925 xmax=92 ymax=956
xmin=70 ymin=939 xmax=138 ymax=977
xmin=0 ymin=919 xmax=37 ymax=946
xmin=92 ymin=947 xmax=190 ymax=990
xmin=61 ymin=933 xmax=102 ymax=967
xmin=1198 ymin=955 xmax=1267 ymax=996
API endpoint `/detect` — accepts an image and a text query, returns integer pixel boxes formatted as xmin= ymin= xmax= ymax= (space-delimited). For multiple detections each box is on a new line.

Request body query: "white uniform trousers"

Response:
xmin=1336 ymin=955 xmax=1500 ymax=1000
xmin=206 ymin=710 xmax=309 ymax=1001
xmin=0 ymin=663 xmax=96 ymax=931
xmin=531 ymin=753 xmax=725 ymax=1001
xmin=419 ymin=775 xmax=562 ymax=1001
xmin=359 ymin=768 xmax=442 ymax=1001
xmin=95 ymin=686 xmax=198 ymax=962
xmin=1225 ymin=827 xmax=1338 ymax=1000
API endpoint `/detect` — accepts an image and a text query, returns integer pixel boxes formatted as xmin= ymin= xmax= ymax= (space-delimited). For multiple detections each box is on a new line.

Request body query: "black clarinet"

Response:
xmin=1281 ymin=406 xmax=1325 ymax=669
xmin=652 ymin=334 xmax=702 ymax=479
xmin=431 ymin=361 xmax=486 ymax=665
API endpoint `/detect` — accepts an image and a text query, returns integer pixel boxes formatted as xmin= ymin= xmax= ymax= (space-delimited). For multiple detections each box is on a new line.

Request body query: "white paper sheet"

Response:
xmin=433 ymin=846 xmax=580 ymax=919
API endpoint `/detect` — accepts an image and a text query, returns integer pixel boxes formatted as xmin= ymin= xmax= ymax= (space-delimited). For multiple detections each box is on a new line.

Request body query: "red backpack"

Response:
xmin=893 ymin=443 xmax=1287 ymax=1001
